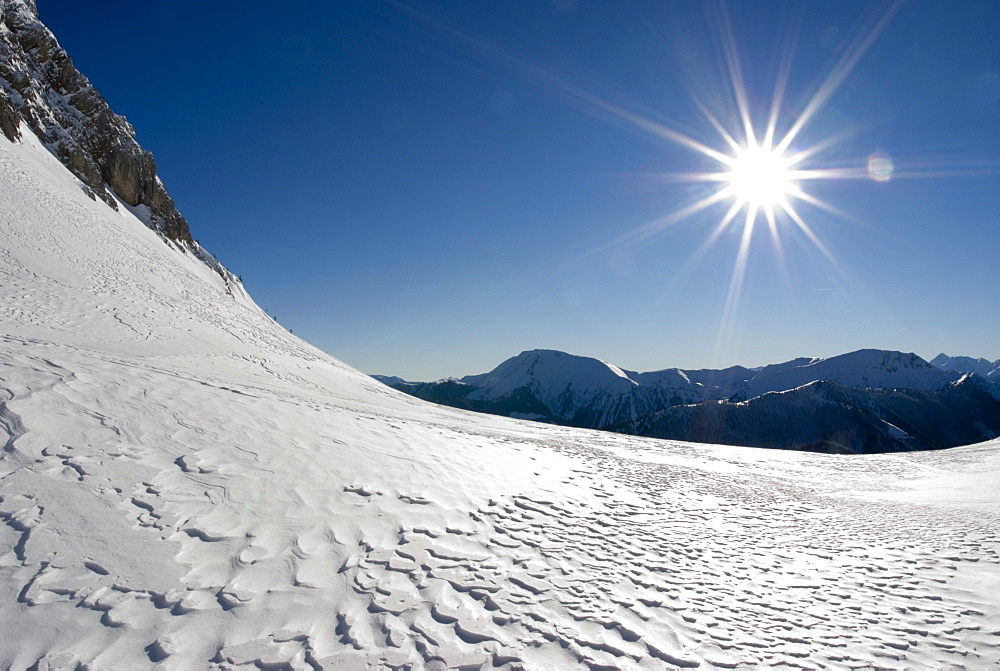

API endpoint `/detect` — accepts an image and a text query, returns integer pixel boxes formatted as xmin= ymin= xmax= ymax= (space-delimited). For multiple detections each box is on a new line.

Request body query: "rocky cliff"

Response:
xmin=0 ymin=0 xmax=192 ymax=243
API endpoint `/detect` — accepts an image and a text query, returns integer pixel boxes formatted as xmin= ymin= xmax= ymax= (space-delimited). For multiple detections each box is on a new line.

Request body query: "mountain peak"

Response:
xmin=460 ymin=349 xmax=639 ymax=422
xmin=744 ymin=348 xmax=957 ymax=397
xmin=512 ymin=348 xmax=633 ymax=380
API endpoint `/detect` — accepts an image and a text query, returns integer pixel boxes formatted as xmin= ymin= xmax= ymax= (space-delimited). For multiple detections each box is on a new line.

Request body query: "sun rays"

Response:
xmin=586 ymin=2 xmax=904 ymax=359
xmin=385 ymin=0 xmax=919 ymax=360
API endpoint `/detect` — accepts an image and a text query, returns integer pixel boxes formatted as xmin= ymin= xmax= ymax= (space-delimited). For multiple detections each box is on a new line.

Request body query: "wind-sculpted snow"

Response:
xmin=5 ymin=333 xmax=998 ymax=670
xmin=3 ymin=118 xmax=1000 ymax=668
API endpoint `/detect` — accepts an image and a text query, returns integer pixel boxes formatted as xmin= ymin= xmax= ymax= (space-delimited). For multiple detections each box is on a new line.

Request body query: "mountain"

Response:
xmin=931 ymin=352 xmax=1000 ymax=380
xmin=2 ymin=3 xmax=1000 ymax=668
xmin=741 ymin=349 xmax=961 ymax=398
xmin=380 ymin=348 xmax=999 ymax=453
xmin=0 ymin=0 xmax=192 ymax=243
xmin=463 ymin=350 xmax=656 ymax=426
xmin=632 ymin=381 xmax=912 ymax=454
xmin=370 ymin=374 xmax=417 ymax=387
xmin=632 ymin=375 xmax=1000 ymax=454
xmin=394 ymin=350 xmax=751 ymax=428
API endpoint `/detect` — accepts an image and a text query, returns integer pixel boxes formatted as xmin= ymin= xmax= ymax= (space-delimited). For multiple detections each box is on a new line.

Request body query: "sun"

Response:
xmin=722 ymin=142 xmax=798 ymax=213
xmin=553 ymin=1 xmax=902 ymax=358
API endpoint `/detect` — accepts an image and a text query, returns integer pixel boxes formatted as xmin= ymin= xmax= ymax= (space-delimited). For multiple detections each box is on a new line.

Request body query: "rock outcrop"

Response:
xmin=0 ymin=0 xmax=192 ymax=243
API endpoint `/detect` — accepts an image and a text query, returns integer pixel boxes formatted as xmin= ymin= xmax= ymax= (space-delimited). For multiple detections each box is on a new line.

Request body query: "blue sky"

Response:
xmin=42 ymin=1 xmax=998 ymax=380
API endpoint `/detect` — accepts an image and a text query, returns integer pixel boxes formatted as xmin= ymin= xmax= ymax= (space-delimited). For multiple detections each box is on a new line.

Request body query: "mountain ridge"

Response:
xmin=931 ymin=352 xmax=1000 ymax=379
xmin=376 ymin=347 xmax=1000 ymax=453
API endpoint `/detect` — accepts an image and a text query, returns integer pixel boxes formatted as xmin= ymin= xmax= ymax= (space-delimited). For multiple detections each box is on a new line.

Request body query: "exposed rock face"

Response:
xmin=0 ymin=0 xmax=192 ymax=243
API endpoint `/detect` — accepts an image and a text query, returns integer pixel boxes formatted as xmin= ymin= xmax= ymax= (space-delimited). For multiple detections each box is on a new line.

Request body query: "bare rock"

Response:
xmin=0 ymin=86 xmax=18 ymax=140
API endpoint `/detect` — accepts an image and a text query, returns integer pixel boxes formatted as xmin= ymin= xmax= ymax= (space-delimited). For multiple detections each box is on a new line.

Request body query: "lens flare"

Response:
xmin=868 ymin=151 xmax=894 ymax=182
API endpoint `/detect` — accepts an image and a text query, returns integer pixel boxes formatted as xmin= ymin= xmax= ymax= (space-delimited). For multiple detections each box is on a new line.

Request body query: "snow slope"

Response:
xmin=3 ymin=127 xmax=1000 ymax=670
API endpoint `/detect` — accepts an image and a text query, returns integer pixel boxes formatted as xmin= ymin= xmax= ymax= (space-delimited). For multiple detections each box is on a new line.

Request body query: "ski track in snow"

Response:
xmin=2 ymin=124 xmax=1000 ymax=670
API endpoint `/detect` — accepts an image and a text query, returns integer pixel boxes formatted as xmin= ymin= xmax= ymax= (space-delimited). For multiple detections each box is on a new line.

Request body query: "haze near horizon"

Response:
xmin=42 ymin=0 xmax=999 ymax=381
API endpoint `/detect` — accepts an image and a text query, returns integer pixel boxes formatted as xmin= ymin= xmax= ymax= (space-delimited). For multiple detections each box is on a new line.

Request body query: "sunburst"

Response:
xmin=391 ymin=0 xmax=907 ymax=356
xmin=719 ymin=141 xmax=799 ymax=215
xmin=568 ymin=2 xmax=905 ymax=358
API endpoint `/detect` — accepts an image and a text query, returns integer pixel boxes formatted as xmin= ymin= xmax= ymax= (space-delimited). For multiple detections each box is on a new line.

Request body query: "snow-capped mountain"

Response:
xmin=632 ymin=375 xmax=1000 ymax=453
xmin=631 ymin=363 xmax=754 ymax=399
xmin=370 ymin=374 xmax=417 ymax=387
xmin=463 ymin=349 xmax=658 ymax=427
xmin=399 ymin=349 xmax=751 ymax=429
xmin=379 ymin=348 xmax=999 ymax=452
xmin=2 ymin=3 xmax=999 ymax=668
xmin=742 ymin=349 xmax=962 ymax=398
xmin=931 ymin=352 xmax=1000 ymax=379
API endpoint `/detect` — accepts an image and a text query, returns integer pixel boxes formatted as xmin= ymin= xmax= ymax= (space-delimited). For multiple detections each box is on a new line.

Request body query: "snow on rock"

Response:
xmin=2 ymin=70 xmax=1000 ymax=671
xmin=0 ymin=0 xmax=192 ymax=242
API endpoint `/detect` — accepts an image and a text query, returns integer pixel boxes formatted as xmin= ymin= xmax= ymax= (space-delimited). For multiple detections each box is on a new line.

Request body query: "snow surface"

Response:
xmin=2 ymin=126 xmax=1000 ymax=669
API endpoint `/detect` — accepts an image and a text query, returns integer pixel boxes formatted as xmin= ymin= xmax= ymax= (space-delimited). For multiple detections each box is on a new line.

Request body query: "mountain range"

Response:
xmin=2 ymin=2 xmax=999 ymax=668
xmin=930 ymin=352 xmax=1000 ymax=379
xmin=374 ymin=348 xmax=1000 ymax=453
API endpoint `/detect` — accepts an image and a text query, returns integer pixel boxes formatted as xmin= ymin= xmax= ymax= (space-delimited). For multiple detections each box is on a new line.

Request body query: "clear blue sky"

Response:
xmin=42 ymin=1 xmax=998 ymax=380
